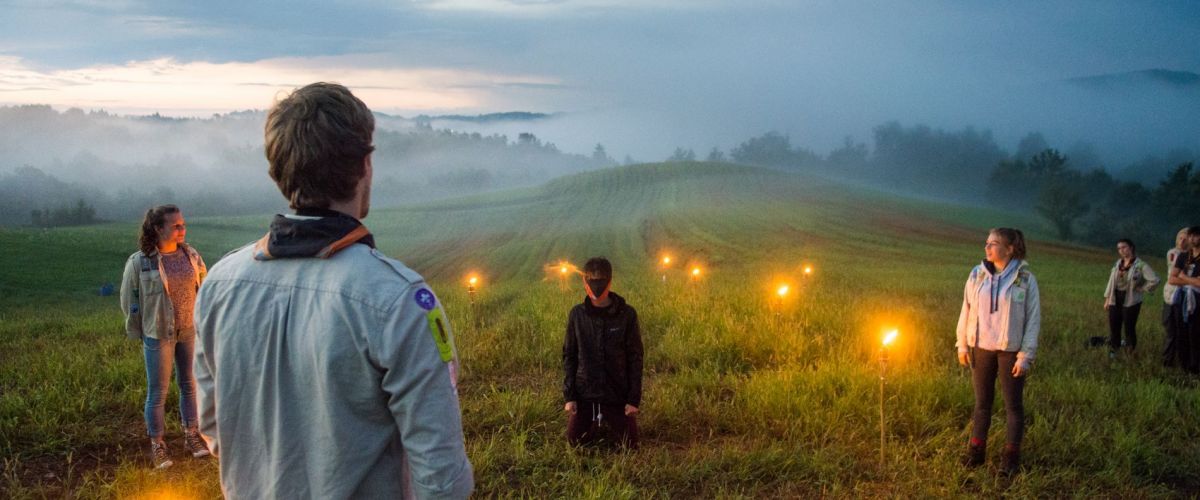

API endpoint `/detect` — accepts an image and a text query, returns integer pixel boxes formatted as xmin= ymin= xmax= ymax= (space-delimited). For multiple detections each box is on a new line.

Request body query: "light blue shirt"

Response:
xmin=194 ymin=243 xmax=473 ymax=500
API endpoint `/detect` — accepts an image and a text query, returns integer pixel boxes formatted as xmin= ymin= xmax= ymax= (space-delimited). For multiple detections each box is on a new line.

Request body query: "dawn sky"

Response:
xmin=2 ymin=0 xmax=1198 ymax=159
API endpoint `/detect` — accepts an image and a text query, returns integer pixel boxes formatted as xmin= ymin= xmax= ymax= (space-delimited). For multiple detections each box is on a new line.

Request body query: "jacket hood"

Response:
xmin=254 ymin=208 xmax=375 ymax=260
xmin=582 ymin=291 xmax=627 ymax=317
xmin=981 ymin=259 xmax=1027 ymax=282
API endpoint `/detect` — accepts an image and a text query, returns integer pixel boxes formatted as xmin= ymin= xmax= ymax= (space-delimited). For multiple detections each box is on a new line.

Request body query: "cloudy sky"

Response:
xmin=2 ymin=0 xmax=1198 ymax=160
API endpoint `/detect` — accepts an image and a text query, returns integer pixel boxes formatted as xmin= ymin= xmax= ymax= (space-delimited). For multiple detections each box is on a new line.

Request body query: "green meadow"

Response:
xmin=2 ymin=162 xmax=1197 ymax=498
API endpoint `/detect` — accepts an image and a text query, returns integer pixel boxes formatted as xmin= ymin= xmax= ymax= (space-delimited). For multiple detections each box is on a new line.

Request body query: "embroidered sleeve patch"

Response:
xmin=426 ymin=307 xmax=454 ymax=362
xmin=415 ymin=288 xmax=437 ymax=311
xmin=1013 ymin=288 xmax=1027 ymax=303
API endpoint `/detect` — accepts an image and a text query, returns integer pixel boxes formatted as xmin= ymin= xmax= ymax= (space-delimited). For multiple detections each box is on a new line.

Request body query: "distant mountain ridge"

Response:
xmin=1065 ymin=69 xmax=1200 ymax=89
xmin=412 ymin=111 xmax=557 ymax=124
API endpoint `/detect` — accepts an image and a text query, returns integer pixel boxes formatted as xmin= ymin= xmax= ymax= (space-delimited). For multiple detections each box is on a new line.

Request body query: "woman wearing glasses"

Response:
xmin=120 ymin=204 xmax=209 ymax=468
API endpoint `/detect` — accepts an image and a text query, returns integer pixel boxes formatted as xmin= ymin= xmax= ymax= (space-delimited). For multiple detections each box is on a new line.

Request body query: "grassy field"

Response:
xmin=2 ymin=162 xmax=1198 ymax=498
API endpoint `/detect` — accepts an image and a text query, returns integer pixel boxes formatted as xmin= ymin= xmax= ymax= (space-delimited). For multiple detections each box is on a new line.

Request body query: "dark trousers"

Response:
xmin=1107 ymin=291 xmax=1141 ymax=350
xmin=1168 ymin=301 xmax=1200 ymax=373
xmin=1163 ymin=302 xmax=1180 ymax=367
xmin=567 ymin=402 xmax=638 ymax=449
xmin=970 ymin=349 xmax=1026 ymax=446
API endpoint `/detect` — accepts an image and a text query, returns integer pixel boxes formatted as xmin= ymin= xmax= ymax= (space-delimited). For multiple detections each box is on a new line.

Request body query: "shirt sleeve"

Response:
xmin=193 ymin=284 xmax=219 ymax=457
xmin=955 ymin=271 xmax=973 ymax=353
xmin=625 ymin=309 xmax=644 ymax=408
xmin=374 ymin=285 xmax=474 ymax=500
xmin=1016 ymin=274 xmax=1041 ymax=366
xmin=562 ymin=309 xmax=579 ymax=403
xmin=1140 ymin=261 xmax=1160 ymax=293
xmin=119 ymin=256 xmax=143 ymax=340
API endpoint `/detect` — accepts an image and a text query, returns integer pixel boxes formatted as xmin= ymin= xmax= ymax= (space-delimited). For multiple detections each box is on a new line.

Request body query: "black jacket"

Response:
xmin=562 ymin=292 xmax=644 ymax=407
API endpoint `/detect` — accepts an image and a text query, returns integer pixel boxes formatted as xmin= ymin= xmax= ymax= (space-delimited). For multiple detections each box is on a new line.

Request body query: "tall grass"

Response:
xmin=2 ymin=162 xmax=1197 ymax=497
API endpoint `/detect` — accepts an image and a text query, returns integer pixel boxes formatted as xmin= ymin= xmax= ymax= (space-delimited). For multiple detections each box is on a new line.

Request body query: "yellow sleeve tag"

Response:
xmin=426 ymin=307 xmax=454 ymax=362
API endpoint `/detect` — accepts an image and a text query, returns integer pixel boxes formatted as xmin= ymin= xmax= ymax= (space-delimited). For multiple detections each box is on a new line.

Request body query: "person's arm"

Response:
xmin=1015 ymin=275 xmax=1040 ymax=376
xmin=955 ymin=272 xmax=973 ymax=366
xmin=119 ymin=256 xmax=143 ymax=340
xmin=562 ymin=310 xmax=579 ymax=409
xmin=1139 ymin=261 xmax=1160 ymax=293
xmin=1166 ymin=260 xmax=1199 ymax=286
xmin=625 ymin=309 xmax=644 ymax=414
xmin=195 ymin=252 xmax=207 ymax=287
xmin=377 ymin=286 xmax=473 ymax=499
xmin=1103 ymin=266 xmax=1117 ymax=309
xmin=193 ymin=286 xmax=219 ymax=457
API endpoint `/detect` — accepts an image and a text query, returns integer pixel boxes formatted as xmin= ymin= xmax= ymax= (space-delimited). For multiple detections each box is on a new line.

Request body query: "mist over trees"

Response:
xmin=724 ymin=125 xmax=1196 ymax=251
xmin=0 ymin=105 xmax=612 ymax=226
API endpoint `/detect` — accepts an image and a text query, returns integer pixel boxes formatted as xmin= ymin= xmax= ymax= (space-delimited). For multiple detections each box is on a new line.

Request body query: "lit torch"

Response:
xmin=880 ymin=328 xmax=899 ymax=468
xmin=466 ymin=274 xmax=479 ymax=305
xmin=661 ymin=255 xmax=672 ymax=283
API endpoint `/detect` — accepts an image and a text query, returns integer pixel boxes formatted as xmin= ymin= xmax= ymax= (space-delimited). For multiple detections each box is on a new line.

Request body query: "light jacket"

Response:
xmin=119 ymin=244 xmax=206 ymax=340
xmin=1164 ymin=249 xmax=1183 ymax=304
xmin=956 ymin=260 xmax=1041 ymax=367
xmin=1103 ymin=257 xmax=1159 ymax=308
xmin=193 ymin=212 xmax=473 ymax=500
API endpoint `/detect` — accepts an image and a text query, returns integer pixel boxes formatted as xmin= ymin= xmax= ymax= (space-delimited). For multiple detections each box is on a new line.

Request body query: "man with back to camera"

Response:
xmin=562 ymin=257 xmax=644 ymax=449
xmin=193 ymin=82 xmax=473 ymax=499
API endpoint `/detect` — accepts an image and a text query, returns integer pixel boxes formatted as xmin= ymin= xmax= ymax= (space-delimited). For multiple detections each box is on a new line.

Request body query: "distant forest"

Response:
xmin=0 ymin=105 xmax=614 ymax=227
xmin=696 ymin=125 xmax=1198 ymax=252
xmin=2 ymin=104 xmax=1197 ymax=253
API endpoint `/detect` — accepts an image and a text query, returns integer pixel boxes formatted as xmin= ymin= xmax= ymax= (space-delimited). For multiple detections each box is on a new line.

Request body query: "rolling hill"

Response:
xmin=2 ymin=162 xmax=1196 ymax=497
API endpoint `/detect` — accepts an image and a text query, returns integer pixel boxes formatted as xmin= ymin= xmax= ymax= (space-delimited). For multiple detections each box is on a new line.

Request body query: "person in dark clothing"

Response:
xmin=1167 ymin=226 xmax=1200 ymax=373
xmin=562 ymin=257 xmax=644 ymax=449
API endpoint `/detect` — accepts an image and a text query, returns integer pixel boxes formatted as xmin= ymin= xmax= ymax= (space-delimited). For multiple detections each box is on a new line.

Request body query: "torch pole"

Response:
xmin=879 ymin=347 xmax=886 ymax=469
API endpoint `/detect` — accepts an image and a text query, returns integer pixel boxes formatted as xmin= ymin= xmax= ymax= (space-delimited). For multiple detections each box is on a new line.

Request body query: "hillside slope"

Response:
xmin=2 ymin=162 xmax=1195 ymax=498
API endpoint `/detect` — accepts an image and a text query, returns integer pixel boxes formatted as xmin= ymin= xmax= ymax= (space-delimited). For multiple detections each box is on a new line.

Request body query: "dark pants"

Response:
xmin=567 ymin=402 xmax=638 ymax=449
xmin=1168 ymin=300 xmax=1200 ymax=373
xmin=1163 ymin=302 xmax=1180 ymax=367
xmin=970 ymin=349 xmax=1026 ymax=446
xmin=1107 ymin=291 xmax=1141 ymax=350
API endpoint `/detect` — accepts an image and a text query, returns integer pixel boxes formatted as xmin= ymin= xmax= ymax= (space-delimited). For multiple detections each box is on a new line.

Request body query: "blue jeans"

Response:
xmin=143 ymin=332 xmax=198 ymax=438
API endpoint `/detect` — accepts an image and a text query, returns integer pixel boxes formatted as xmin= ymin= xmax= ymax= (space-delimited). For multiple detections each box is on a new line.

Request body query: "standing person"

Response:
xmin=563 ymin=257 xmax=644 ymax=449
xmin=119 ymin=204 xmax=209 ymax=469
xmin=1102 ymin=239 xmax=1159 ymax=356
xmin=1162 ymin=228 xmax=1190 ymax=367
xmin=955 ymin=228 xmax=1040 ymax=475
xmin=1167 ymin=226 xmax=1200 ymax=374
xmin=193 ymin=83 xmax=473 ymax=499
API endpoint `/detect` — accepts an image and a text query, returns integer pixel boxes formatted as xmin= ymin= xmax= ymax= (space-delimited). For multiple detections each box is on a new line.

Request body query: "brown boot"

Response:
xmin=1000 ymin=443 xmax=1020 ymax=476
xmin=961 ymin=439 xmax=985 ymax=467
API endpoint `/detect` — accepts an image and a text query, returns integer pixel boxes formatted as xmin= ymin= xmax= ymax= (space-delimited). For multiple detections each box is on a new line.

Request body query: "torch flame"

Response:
xmin=662 ymin=256 xmax=672 ymax=266
xmin=777 ymin=284 xmax=790 ymax=297
xmin=804 ymin=266 xmax=813 ymax=275
xmin=882 ymin=329 xmax=899 ymax=346
xmin=468 ymin=276 xmax=478 ymax=286
xmin=691 ymin=267 xmax=701 ymax=277
xmin=560 ymin=265 xmax=568 ymax=274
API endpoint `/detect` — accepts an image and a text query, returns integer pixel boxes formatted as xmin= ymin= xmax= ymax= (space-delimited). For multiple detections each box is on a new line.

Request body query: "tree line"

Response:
xmin=691 ymin=125 xmax=1196 ymax=252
